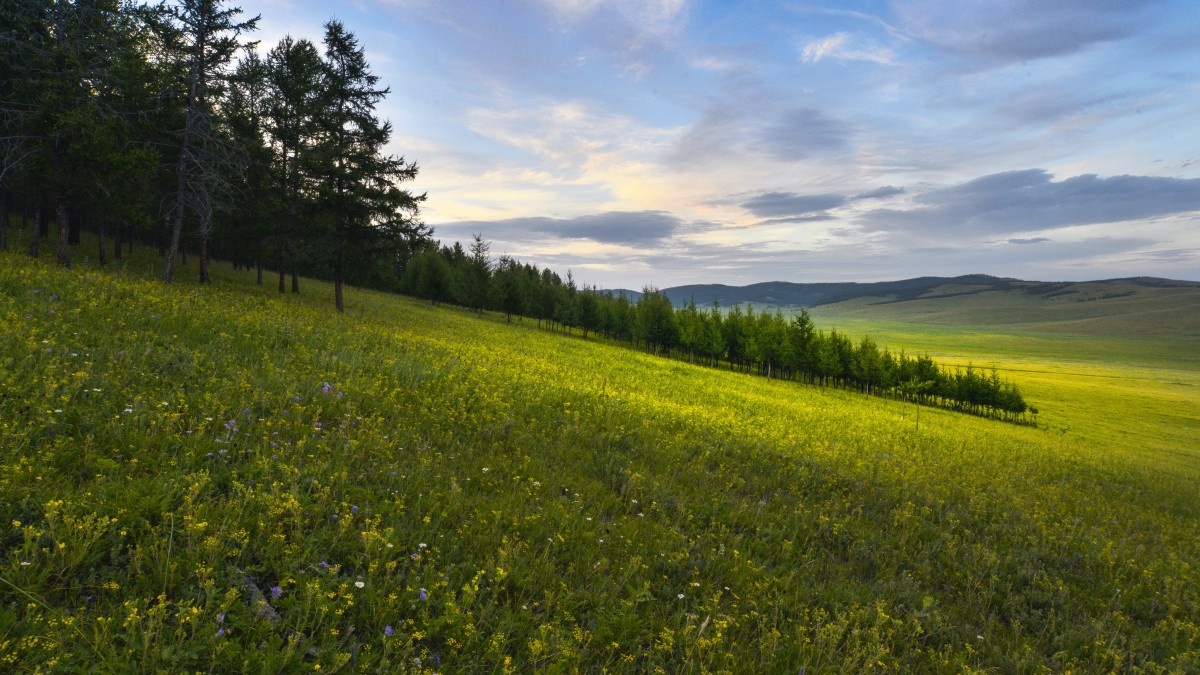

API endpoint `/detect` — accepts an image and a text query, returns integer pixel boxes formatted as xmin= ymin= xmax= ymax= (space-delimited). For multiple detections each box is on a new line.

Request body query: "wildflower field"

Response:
xmin=1 ymin=250 xmax=1198 ymax=672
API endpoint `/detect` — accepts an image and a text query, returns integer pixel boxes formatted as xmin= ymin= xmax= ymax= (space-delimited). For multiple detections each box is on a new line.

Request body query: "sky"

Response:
xmin=243 ymin=0 xmax=1200 ymax=288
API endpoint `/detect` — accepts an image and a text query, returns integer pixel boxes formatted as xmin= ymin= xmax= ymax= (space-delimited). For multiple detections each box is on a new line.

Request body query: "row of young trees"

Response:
xmin=1 ymin=0 xmax=428 ymax=312
xmin=398 ymin=238 xmax=1033 ymax=423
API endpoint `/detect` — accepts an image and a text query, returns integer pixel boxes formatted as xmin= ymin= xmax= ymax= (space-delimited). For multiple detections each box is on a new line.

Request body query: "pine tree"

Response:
xmin=312 ymin=20 xmax=421 ymax=313
xmin=264 ymin=35 xmax=323 ymax=292
xmin=162 ymin=0 xmax=258 ymax=283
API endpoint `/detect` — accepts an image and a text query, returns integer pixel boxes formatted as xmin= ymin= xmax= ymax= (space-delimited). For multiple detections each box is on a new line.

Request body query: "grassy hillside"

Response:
xmin=2 ymin=249 xmax=1198 ymax=672
xmin=809 ymin=279 xmax=1200 ymax=338
xmin=668 ymin=276 xmax=1200 ymax=343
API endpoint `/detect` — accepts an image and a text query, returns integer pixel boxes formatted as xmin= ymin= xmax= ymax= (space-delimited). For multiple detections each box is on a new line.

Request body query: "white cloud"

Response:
xmin=801 ymin=32 xmax=895 ymax=65
xmin=538 ymin=0 xmax=687 ymax=34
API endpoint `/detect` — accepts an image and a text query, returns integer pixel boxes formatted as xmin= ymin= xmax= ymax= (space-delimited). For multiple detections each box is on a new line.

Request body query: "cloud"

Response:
xmin=801 ymin=32 xmax=895 ymax=65
xmin=739 ymin=185 xmax=906 ymax=222
xmin=858 ymin=169 xmax=1200 ymax=236
xmin=538 ymin=0 xmax=687 ymax=34
xmin=754 ymin=107 xmax=852 ymax=162
xmin=1008 ymin=237 xmax=1051 ymax=245
xmin=534 ymin=211 xmax=682 ymax=244
xmin=854 ymin=186 xmax=905 ymax=200
xmin=436 ymin=210 xmax=684 ymax=247
xmin=891 ymin=0 xmax=1154 ymax=63
xmin=535 ymin=0 xmax=688 ymax=77
xmin=667 ymin=71 xmax=853 ymax=167
xmin=741 ymin=192 xmax=847 ymax=218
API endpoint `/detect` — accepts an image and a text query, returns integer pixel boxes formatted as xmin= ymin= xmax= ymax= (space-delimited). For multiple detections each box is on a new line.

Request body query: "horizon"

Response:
xmin=600 ymin=273 xmax=1200 ymax=295
xmin=243 ymin=0 xmax=1200 ymax=288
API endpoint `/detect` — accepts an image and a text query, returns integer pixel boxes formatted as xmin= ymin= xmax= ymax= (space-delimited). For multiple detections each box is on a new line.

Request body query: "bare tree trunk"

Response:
xmin=54 ymin=194 xmax=70 ymax=268
xmin=278 ymin=247 xmax=285 ymax=293
xmin=68 ymin=204 xmax=81 ymax=244
xmin=291 ymin=267 xmax=299 ymax=293
xmin=30 ymin=195 xmax=42 ymax=257
xmin=197 ymin=174 xmax=211 ymax=283
xmin=334 ymin=257 xmax=344 ymax=313
xmin=165 ymin=28 xmax=204 ymax=283
xmin=255 ymin=244 xmax=263 ymax=285
xmin=98 ymin=216 xmax=106 ymax=266
xmin=0 ymin=188 xmax=7 ymax=251
xmin=163 ymin=144 xmax=188 ymax=282
xmin=199 ymin=232 xmax=209 ymax=283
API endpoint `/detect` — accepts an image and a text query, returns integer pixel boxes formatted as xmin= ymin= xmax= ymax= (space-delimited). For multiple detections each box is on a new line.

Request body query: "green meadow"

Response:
xmin=1 ymin=246 xmax=1198 ymax=672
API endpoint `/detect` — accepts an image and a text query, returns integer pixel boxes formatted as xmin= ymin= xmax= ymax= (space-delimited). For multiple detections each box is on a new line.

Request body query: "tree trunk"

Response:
xmin=291 ymin=267 xmax=299 ymax=294
xmin=30 ymin=196 xmax=43 ymax=257
xmin=165 ymin=34 xmax=203 ymax=283
xmin=334 ymin=258 xmax=344 ymax=313
xmin=163 ymin=164 xmax=186 ymax=282
xmin=98 ymin=217 xmax=107 ymax=266
xmin=113 ymin=221 xmax=122 ymax=259
xmin=55 ymin=195 xmax=71 ymax=269
xmin=199 ymin=233 xmax=209 ymax=283
xmin=256 ymin=246 xmax=263 ymax=285
xmin=0 ymin=188 xmax=7 ymax=251
xmin=68 ymin=205 xmax=81 ymax=244
xmin=278 ymin=249 xmax=285 ymax=293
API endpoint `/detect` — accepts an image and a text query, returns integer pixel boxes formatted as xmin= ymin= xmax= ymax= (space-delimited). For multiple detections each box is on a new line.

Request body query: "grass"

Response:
xmin=1 ymin=237 xmax=1198 ymax=672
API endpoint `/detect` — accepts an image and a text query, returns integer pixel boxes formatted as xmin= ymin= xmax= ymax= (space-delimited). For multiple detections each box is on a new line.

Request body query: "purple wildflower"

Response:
xmin=224 ymin=419 xmax=236 ymax=430
xmin=216 ymin=613 xmax=225 ymax=623
xmin=419 ymin=588 xmax=428 ymax=601
xmin=351 ymin=505 xmax=358 ymax=514
xmin=322 ymin=382 xmax=332 ymax=394
xmin=294 ymin=395 xmax=300 ymax=402
xmin=217 ymin=627 xmax=225 ymax=637
xmin=385 ymin=625 xmax=394 ymax=637
xmin=271 ymin=586 xmax=283 ymax=599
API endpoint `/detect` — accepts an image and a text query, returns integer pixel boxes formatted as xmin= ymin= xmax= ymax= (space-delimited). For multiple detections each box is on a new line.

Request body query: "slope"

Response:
xmin=1 ymin=252 xmax=1197 ymax=671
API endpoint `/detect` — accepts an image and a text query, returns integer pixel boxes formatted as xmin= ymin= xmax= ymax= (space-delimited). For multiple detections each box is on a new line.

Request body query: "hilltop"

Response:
xmin=605 ymin=275 xmax=1200 ymax=337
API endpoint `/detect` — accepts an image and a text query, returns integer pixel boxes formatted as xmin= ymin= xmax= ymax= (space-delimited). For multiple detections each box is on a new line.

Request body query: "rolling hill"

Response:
xmin=608 ymin=275 xmax=1200 ymax=337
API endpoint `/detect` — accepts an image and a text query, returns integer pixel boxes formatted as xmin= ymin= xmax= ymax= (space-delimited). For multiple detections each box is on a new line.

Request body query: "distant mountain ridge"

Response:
xmin=608 ymin=275 xmax=1200 ymax=309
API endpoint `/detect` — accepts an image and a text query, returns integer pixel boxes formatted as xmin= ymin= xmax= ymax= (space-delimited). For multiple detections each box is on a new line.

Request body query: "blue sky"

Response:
xmin=244 ymin=0 xmax=1200 ymax=287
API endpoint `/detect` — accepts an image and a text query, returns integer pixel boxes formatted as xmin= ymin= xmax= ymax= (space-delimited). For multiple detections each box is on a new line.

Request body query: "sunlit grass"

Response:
xmin=1 ymin=244 xmax=1197 ymax=671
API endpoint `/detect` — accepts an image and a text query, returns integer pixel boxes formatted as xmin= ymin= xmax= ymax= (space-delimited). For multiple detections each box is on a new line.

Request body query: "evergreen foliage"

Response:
xmin=392 ymin=237 xmax=1032 ymax=423
xmin=1 ymin=1 xmax=426 ymax=310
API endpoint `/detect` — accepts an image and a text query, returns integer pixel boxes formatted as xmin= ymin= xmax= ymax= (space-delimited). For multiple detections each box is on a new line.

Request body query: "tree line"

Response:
xmin=1 ymin=0 xmax=428 ymax=312
xmin=395 ymin=237 xmax=1034 ymax=423
xmin=0 ymin=2 xmax=1031 ymax=421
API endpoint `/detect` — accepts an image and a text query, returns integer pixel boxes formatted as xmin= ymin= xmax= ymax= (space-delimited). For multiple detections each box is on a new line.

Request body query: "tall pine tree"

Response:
xmin=162 ymin=0 xmax=257 ymax=283
xmin=312 ymin=20 xmax=421 ymax=313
